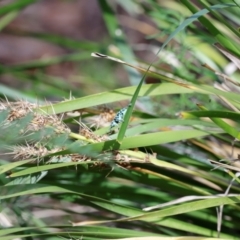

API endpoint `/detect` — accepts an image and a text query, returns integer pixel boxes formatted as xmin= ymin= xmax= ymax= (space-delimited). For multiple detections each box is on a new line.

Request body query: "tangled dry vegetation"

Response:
xmin=0 ymin=100 xmax=147 ymax=171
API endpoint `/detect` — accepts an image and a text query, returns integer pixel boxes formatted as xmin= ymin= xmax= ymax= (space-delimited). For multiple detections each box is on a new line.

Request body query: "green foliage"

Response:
xmin=1 ymin=1 xmax=240 ymax=239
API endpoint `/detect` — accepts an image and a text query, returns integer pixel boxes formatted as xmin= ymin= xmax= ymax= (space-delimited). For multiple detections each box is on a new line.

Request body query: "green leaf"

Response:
xmin=181 ymin=110 xmax=240 ymax=121
xmin=39 ymin=83 xmax=194 ymax=114
xmin=0 ymin=159 xmax=34 ymax=175
xmin=179 ymin=1 xmax=240 ymax=57
xmin=0 ymin=0 xmax=35 ymax=15
xmin=8 ymin=161 xmax=90 ymax=178
xmin=122 ymin=195 xmax=240 ymax=222
xmin=197 ymin=104 xmax=240 ymax=139
xmin=0 ymin=11 xmax=19 ymax=32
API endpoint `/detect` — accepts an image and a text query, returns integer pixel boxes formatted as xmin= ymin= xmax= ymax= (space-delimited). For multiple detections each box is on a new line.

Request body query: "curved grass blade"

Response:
xmin=180 ymin=110 xmax=240 ymax=121
xmin=8 ymin=160 xmax=95 ymax=178
xmin=198 ymin=1 xmax=240 ymax=39
xmin=197 ymin=104 xmax=240 ymax=139
xmin=0 ymin=11 xmax=19 ymax=31
xmin=91 ymin=54 xmax=240 ymax=107
xmin=180 ymin=1 xmax=239 ymax=57
xmin=0 ymin=159 xmax=34 ymax=175
xmin=39 ymin=83 xmax=194 ymax=114
xmin=119 ymin=118 xmax=216 ymax=137
xmin=0 ymin=183 xmax=234 ymax=238
xmin=73 ymin=128 xmax=217 ymax=157
xmin=120 ymin=195 xmax=240 ymax=222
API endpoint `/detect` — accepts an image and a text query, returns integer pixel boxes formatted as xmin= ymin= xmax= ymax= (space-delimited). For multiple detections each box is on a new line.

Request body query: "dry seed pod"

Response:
xmin=0 ymin=100 xmax=70 ymax=136
xmin=78 ymin=120 xmax=109 ymax=142
xmin=11 ymin=144 xmax=48 ymax=160
xmin=2 ymin=100 xmax=30 ymax=121
xmin=1 ymin=100 xmax=71 ymax=163
xmin=84 ymin=106 xmax=115 ymax=129
xmin=11 ymin=143 xmax=63 ymax=161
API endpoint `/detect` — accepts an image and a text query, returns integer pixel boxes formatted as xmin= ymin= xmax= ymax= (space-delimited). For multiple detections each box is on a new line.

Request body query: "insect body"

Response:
xmin=110 ymin=105 xmax=130 ymax=131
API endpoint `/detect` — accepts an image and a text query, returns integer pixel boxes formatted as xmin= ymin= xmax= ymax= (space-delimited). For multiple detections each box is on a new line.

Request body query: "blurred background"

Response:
xmin=0 ymin=0 xmax=152 ymax=96
xmin=0 ymin=0 xmax=225 ymax=112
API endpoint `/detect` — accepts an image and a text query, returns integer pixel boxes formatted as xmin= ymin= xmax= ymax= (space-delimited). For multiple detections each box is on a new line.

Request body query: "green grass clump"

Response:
xmin=1 ymin=1 xmax=240 ymax=239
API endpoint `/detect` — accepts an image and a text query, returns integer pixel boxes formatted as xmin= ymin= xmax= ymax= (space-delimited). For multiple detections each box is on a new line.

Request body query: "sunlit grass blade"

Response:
xmin=39 ymin=83 xmax=194 ymax=114
xmin=121 ymin=195 xmax=240 ymax=222
xmin=180 ymin=1 xmax=240 ymax=57
xmin=154 ymin=2 xmax=238 ymax=58
xmin=198 ymin=1 xmax=240 ymax=39
xmin=0 ymin=159 xmax=34 ymax=175
xmin=0 ymin=0 xmax=35 ymax=15
xmin=0 ymin=226 xmax=163 ymax=239
xmin=180 ymin=110 xmax=240 ymax=121
xmin=0 ymin=11 xmax=19 ymax=31
xmin=91 ymin=53 xmax=240 ymax=107
xmin=124 ymin=118 xmax=217 ymax=137
xmin=8 ymin=161 xmax=95 ymax=178
xmin=116 ymin=80 xmax=143 ymax=143
xmin=197 ymin=104 xmax=240 ymax=139
xmin=72 ymin=128 xmax=214 ymax=156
